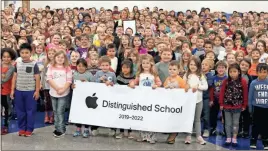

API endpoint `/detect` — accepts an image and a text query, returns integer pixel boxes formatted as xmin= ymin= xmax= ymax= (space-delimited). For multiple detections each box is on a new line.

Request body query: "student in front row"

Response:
xmin=248 ymin=63 xmax=268 ymax=149
xmin=47 ymin=50 xmax=73 ymax=137
xmin=10 ymin=43 xmax=40 ymax=137
xmin=164 ymin=60 xmax=186 ymax=144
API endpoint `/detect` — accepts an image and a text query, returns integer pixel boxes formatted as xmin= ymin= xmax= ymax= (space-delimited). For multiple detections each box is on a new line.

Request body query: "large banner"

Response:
xmin=69 ymin=81 xmax=197 ymax=133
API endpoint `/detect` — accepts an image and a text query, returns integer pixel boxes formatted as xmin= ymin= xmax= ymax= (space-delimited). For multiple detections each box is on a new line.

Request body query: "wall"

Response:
xmin=2 ymin=0 xmax=22 ymax=10
xmin=29 ymin=1 xmax=268 ymax=13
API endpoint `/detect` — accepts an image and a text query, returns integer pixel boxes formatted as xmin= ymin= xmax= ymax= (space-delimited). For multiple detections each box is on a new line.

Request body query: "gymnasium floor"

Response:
xmin=1 ymin=112 xmax=265 ymax=150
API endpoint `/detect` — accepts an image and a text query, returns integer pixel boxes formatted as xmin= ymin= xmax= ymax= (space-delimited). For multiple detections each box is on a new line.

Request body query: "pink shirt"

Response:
xmin=46 ymin=65 xmax=72 ymax=97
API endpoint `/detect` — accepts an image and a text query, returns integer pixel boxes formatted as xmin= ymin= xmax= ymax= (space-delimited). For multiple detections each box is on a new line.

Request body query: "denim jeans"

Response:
xmin=202 ymin=98 xmax=210 ymax=130
xmin=51 ymin=96 xmax=67 ymax=133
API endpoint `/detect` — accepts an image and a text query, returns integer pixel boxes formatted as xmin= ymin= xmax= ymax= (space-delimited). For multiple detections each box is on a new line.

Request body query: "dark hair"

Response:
xmin=204 ymin=40 xmax=214 ymax=47
xmin=19 ymin=43 xmax=32 ymax=52
xmin=76 ymin=58 xmax=87 ymax=67
xmin=227 ymin=63 xmax=242 ymax=81
xmin=251 ymin=48 xmax=261 ymax=55
xmin=45 ymin=5 xmax=50 ymax=9
xmin=186 ymin=56 xmax=202 ymax=78
xmin=107 ymin=43 xmax=115 ymax=49
xmin=256 ymin=40 xmax=267 ymax=53
xmin=232 ymin=30 xmax=245 ymax=42
xmin=169 ymin=60 xmax=180 ymax=69
xmin=70 ymin=50 xmax=80 ymax=57
xmin=257 ymin=63 xmax=268 ymax=72
xmin=1 ymin=48 xmax=16 ymax=60
xmin=240 ymin=58 xmax=251 ymax=68
xmin=121 ymin=59 xmax=134 ymax=75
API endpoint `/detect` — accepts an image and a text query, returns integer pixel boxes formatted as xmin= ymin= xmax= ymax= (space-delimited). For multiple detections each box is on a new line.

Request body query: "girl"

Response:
xmin=256 ymin=40 xmax=268 ymax=63
xmin=128 ymin=51 xmax=139 ymax=75
xmin=129 ymin=54 xmax=161 ymax=144
xmin=219 ymin=63 xmax=248 ymax=146
xmin=72 ymin=58 xmax=94 ymax=138
xmin=42 ymin=48 xmax=55 ymax=124
xmin=190 ymin=34 xmax=198 ymax=50
xmin=1 ymin=48 xmax=16 ymax=135
xmin=47 ymin=33 xmax=62 ymax=50
xmin=164 ymin=60 xmax=186 ymax=144
xmin=183 ymin=56 xmax=208 ymax=145
xmin=146 ymin=38 xmax=156 ymax=58
xmin=32 ymin=42 xmax=46 ymax=72
xmin=133 ymin=35 xmax=147 ymax=54
xmin=47 ymin=51 xmax=72 ymax=137
xmin=70 ymin=50 xmax=80 ymax=72
xmin=77 ymin=34 xmax=91 ymax=59
xmin=115 ymin=59 xmax=135 ymax=139
xmin=179 ymin=50 xmax=192 ymax=78
xmin=235 ymin=50 xmax=245 ymax=63
xmin=214 ymin=36 xmax=225 ymax=58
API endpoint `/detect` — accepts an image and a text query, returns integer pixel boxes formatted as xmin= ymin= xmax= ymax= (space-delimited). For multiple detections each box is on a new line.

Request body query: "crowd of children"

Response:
xmin=1 ymin=4 xmax=268 ymax=149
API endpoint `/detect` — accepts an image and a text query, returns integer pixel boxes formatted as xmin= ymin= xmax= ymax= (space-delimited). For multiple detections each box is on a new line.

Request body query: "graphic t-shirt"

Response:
xmin=139 ymin=73 xmax=155 ymax=87
xmin=212 ymin=75 xmax=228 ymax=100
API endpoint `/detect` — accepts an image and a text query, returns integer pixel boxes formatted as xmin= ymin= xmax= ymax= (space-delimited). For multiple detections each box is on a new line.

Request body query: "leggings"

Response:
xmin=224 ymin=111 xmax=241 ymax=138
xmin=1 ymin=95 xmax=9 ymax=127
xmin=187 ymin=101 xmax=203 ymax=137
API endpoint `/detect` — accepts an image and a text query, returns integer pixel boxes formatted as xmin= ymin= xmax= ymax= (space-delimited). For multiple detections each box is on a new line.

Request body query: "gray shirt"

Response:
xmin=73 ymin=71 xmax=94 ymax=82
xmin=155 ymin=62 xmax=169 ymax=85
xmin=95 ymin=70 xmax=117 ymax=84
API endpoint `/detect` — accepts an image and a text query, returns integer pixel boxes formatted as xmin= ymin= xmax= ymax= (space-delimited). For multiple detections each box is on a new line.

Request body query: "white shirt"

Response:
xmin=259 ymin=53 xmax=268 ymax=63
xmin=110 ymin=57 xmax=118 ymax=72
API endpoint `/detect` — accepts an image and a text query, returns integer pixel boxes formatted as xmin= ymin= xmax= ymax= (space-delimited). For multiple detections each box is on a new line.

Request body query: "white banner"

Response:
xmin=69 ymin=81 xmax=197 ymax=133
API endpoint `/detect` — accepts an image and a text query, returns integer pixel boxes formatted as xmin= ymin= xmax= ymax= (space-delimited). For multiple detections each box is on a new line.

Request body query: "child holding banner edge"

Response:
xmin=183 ymin=56 xmax=208 ymax=145
xmin=129 ymin=54 xmax=162 ymax=144
xmin=164 ymin=60 xmax=186 ymax=144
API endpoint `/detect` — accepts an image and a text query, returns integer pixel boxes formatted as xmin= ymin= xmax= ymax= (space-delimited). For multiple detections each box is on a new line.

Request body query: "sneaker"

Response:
xmin=18 ymin=130 xmax=25 ymax=136
xmin=54 ymin=131 xmax=65 ymax=138
xmin=53 ymin=130 xmax=57 ymax=136
xmin=128 ymin=132 xmax=134 ymax=139
xmin=202 ymin=129 xmax=210 ymax=138
xmin=91 ymin=129 xmax=99 ymax=136
xmin=1 ymin=127 xmax=8 ymax=135
xmin=250 ymin=139 xmax=257 ymax=149
xmin=196 ymin=136 xmax=206 ymax=145
xmin=225 ymin=138 xmax=231 ymax=146
xmin=115 ymin=132 xmax=123 ymax=139
xmin=83 ymin=130 xmax=90 ymax=138
xmin=232 ymin=138 xmax=238 ymax=147
xmin=185 ymin=136 xmax=191 ymax=144
xmin=24 ymin=131 xmax=32 ymax=137
xmin=73 ymin=130 xmax=81 ymax=137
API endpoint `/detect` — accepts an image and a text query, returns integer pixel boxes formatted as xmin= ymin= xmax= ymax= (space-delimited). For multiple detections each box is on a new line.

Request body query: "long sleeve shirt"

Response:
xmin=184 ymin=74 xmax=208 ymax=103
xmin=248 ymin=78 xmax=268 ymax=113
xmin=46 ymin=66 xmax=72 ymax=97
xmin=95 ymin=70 xmax=117 ymax=84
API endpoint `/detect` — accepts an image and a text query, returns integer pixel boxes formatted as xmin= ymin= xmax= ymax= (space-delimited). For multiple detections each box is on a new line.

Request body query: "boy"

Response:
xmin=199 ymin=40 xmax=214 ymax=62
xmin=10 ymin=43 xmax=40 ymax=137
xmin=88 ymin=53 xmax=100 ymax=76
xmin=94 ymin=56 xmax=116 ymax=136
xmin=192 ymin=36 xmax=205 ymax=58
xmin=167 ymin=24 xmax=179 ymax=38
xmin=77 ymin=34 xmax=90 ymax=59
xmin=156 ymin=48 xmax=173 ymax=84
xmin=201 ymin=58 xmax=215 ymax=137
xmin=248 ymin=63 xmax=268 ymax=149
xmin=106 ymin=44 xmax=118 ymax=72
xmin=209 ymin=60 xmax=228 ymax=136
xmin=165 ymin=60 xmax=186 ymax=144
xmin=248 ymin=49 xmax=261 ymax=80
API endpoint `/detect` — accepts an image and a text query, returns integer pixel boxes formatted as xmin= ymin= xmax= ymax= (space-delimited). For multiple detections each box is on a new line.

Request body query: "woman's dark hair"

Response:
xmin=1 ymin=48 xmax=16 ymax=60
xmin=121 ymin=59 xmax=133 ymax=75
xmin=76 ymin=58 xmax=87 ymax=67
xmin=227 ymin=63 xmax=242 ymax=81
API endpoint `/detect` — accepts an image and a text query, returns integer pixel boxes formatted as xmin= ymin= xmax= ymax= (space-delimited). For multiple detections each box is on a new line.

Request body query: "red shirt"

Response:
xmin=233 ymin=47 xmax=247 ymax=55
xmin=219 ymin=78 xmax=248 ymax=109
xmin=1 ymin=67 xmax=13 ymax=95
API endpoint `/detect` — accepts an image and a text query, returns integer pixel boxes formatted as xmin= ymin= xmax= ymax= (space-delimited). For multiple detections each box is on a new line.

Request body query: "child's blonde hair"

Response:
xmin=45 ymin=48 xmax=56 ymax=66
xmin=136 ymin=54 xmax=158 ymax=77
xmin=52 ymin=50 xmax=69 ymax=67
xmin=128 ymin=50 xmax=139 ymax=64
xmin=179 ymin=50 xmax=192 ymax=71
xmin=235 ymin=50 xmax=245 ymax=59
xmin=202 ymin=58 xmax=214 ymax=70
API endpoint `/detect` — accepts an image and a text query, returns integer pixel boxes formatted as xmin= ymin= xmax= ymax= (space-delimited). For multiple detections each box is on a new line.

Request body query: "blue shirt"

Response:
xmin=248 ymin=78 xmax=268 ymax=113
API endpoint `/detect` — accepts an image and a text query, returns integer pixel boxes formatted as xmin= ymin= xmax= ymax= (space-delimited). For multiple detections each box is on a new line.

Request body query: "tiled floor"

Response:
xmin=0 ymin=112 xmax=265 ymax=150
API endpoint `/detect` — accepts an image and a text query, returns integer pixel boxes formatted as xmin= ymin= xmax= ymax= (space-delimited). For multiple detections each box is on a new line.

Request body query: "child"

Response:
xmin=77 ymin=34 xmax=90 ymax=59
xmin=164 ymin=60 xmax=186 ymax=144
xmin=245 ymin=43 xmax=254 ymax=59
xmin=219 ymin=63 xmax=248 ymax=146
xmin=88 ymin=53 xmax=100 ymax=76
xmin=200 ymin=40 xmax=214 ymax=62
xmin=235 ymin=50 xmax=245 ymax=63
xmin=156 ymin=48 xmax=173 ymax=84
xmin=209 ymin=60 xmax=228 ymax=136
xmin=146 ymin=38 xmax=157 ymax=57
xmin=248 ymin=49 xmax=261 ymax=80
xmin=133 ymin=35 xmax=147 ymax=54
xmin=70 ymin=50 xmax=81 ymax=72
xmin=248 ymin=63 xmax=268 ymax=149
xmin=256 ymin=40 xmax=268 ymax=63
xmin=1 ymin=48 xmax=16 ymax=135
xmin=219 ymin=39 xmax=235 ymax=61
xmin=93 ymin=56 xmax=116 ymax=136
xmin=201 ymin=58 xmax=215 ymax=138
xmin=10 ymin=43 xmax=40 ymax=137
xmin=72 ymin=58 xmax=94 ymax=138
xmin=46 ymin=51 xmax=72 ymax=137
xmin=214 ymin=36 xmax=225 ymax=58
xmin=239 ymin=59 xmax=252 ymax=138
xmin=226 ymin=53 xmax=236 ymax=67
xmin=42 ymin=48 xmax=55 ymax=124
xmin=179 ymin=50 xmax=192 ymax=78
xmin=115 ymin=59 xmax=135 ymax=139
xmin=233 ymin=38 xmax=246 ymax=55
xmin=31 ymin=42 xmax=46 ymax=72
xmin=192 ymin=36 xmax=205 ymax=58
xmin=183 ymin=56 xmax=208 ymax=145
xmin=129 ymin=54 xmax=161 ymax=144
xmin=128 ymin=51 xmax=139 ymax=75
xmin=106 ymin=44 xmax=118 ymax=72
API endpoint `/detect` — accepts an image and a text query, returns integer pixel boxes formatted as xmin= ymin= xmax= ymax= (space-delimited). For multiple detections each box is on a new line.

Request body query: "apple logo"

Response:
xmin=85 ymin=93 xmax=98 ymax=109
